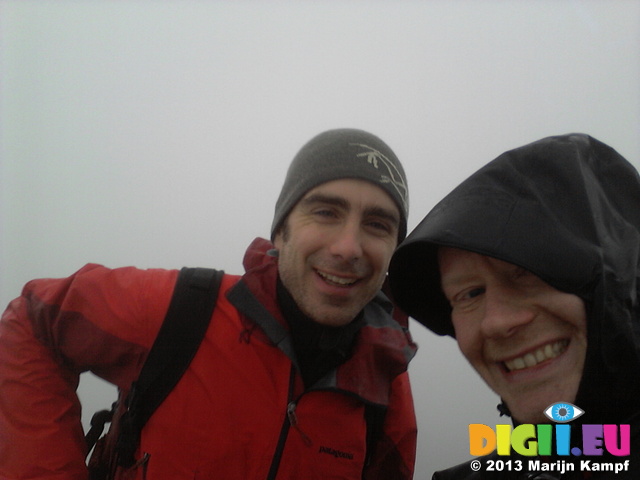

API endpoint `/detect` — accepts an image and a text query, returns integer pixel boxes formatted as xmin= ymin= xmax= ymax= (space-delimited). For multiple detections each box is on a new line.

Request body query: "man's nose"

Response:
xmin=480 ymin=288 xmax=535 ymax=338
xmin=328 ymin=221 xmax=364 ymax=262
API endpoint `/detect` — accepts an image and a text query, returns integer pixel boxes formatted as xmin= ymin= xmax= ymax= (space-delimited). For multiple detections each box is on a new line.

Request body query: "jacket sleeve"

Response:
xmin=0 ymin=264 xmax=177 ymax=480
xmin=364 ymin=371 xmax=417 ymax=480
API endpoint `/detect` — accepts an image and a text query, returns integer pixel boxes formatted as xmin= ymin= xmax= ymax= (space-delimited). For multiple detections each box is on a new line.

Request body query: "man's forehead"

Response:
xmin=438 ymin=247 xmax=521 ymax=279
xmin=302 ymin=178 xmax=399 ymax=210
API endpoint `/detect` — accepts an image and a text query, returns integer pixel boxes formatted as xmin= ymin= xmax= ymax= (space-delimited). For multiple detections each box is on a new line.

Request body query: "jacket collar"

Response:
xmin=226 ymin=237 xmax=417 ymax=405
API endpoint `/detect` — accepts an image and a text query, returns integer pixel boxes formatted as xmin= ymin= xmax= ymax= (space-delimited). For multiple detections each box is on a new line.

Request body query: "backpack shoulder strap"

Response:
xmin=116 ymin=267 xmax=224 ymax=467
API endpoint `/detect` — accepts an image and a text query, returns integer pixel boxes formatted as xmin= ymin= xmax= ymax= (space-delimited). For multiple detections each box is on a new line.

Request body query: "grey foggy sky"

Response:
xmin=1 ymin=1 xmax=639 ymax=478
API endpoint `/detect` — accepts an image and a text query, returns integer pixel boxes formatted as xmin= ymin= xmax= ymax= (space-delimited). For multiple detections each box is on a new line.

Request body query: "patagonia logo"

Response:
xmin=319 ymin=446 xmax=354 ymax=460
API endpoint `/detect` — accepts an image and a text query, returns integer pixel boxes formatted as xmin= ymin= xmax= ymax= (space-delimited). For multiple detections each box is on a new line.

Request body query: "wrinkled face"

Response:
xmin=438 ymin=247 xmax=587 ymax=424
xmin=274 ymin=178 xmax=400 ymax=327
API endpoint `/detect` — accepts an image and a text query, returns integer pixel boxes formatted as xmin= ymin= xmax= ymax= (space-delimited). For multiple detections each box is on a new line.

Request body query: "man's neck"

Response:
xmin=276 ymin=277 xmax=363 ymax=388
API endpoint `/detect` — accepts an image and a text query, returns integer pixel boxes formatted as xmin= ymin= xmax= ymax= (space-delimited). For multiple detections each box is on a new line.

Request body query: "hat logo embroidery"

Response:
xmin=351 ymin=142 xmax=408 ymax=211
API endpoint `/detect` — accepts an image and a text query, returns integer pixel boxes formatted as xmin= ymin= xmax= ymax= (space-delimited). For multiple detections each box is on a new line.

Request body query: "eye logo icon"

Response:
xmin=544 ymin=402 xmax=584 ymax=423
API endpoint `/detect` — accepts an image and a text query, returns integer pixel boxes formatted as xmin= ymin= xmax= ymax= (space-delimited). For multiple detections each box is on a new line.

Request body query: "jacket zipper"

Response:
xmin=286 ymin=402 xmax=312 ymax=447
xmin=266 ymin=365 xmax=296 ymax=480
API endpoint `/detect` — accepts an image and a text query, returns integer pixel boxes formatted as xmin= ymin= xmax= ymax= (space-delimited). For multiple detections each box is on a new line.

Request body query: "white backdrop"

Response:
xmin=1 ymin=1 xmax=639 ymax=478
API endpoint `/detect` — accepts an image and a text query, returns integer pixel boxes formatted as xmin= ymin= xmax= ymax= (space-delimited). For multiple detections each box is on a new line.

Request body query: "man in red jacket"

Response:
xmin=0 ymin=129 xmax=417 ymax=480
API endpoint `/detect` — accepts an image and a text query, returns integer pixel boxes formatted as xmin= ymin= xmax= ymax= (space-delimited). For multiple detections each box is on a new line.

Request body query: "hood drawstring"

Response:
xmin=497 ymin=402 xmax=512 ymax=418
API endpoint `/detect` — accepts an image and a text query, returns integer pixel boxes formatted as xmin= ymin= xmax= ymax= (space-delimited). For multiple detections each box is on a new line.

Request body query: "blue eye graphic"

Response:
xmin=544 ymin=402 xmax=584 ymax=423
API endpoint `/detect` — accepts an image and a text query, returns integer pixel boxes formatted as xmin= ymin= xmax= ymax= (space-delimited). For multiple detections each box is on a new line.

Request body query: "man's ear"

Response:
xmin=273 ymin=219 xmax=289 ymax=249
xmin=273 ymin=229 xmax=284 ymax=250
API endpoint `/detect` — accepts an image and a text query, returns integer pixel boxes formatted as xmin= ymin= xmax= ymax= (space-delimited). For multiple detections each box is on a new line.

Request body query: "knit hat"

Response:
xmin=271 ymin=128 xmax=409 ymax=242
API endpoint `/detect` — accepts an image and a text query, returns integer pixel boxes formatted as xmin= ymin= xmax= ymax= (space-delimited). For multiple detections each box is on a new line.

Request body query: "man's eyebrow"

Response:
xmin=300 ymin=193 xmax=349 ymax=209
xmin=440 ymin=272 xmax=477 ymax=292
xmin=364 ymin=206 xmax=400 ymax=227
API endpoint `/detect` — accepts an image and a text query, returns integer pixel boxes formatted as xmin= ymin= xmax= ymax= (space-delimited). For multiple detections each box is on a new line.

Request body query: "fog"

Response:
xmin=1 ymin=1 xmax=639 ymax=478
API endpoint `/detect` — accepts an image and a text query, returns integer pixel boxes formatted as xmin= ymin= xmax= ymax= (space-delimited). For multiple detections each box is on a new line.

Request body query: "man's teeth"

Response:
xmin=317 ymin=271 xmax=357 ymax=286
xmin=504 ymin=340 xmax=569 ymax=372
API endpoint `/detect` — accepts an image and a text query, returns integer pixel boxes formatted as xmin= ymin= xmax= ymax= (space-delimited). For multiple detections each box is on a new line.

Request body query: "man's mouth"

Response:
xmin=503 ymin=340 xmax=569 ymax=372
xmin=316 ymin=270 xmax=359 ymax=287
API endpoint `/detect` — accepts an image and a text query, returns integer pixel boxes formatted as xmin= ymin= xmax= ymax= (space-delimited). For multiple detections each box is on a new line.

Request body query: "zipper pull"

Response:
xmin=131 ymin=452 xmax=150 ymax=479
xmin=287 ymin=402 xmax=312 ymax=447
xmin=286 ymin=402 xmax=298 ymax=426
xmin=133 ymin=452 xmax=150 ymax=467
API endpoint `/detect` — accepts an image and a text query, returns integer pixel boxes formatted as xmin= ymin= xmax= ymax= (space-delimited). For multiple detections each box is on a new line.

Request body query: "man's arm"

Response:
xmin=0 ymin=294 xmax=88 ymax=479
xmin=0 ymin=264 xmax=176 ymax=479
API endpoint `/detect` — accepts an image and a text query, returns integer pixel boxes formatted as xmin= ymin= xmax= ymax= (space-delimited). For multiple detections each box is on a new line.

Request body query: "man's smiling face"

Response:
xmin=438 ymin=247 xmax=588 ymax=424
xmin=274 ymin=178 xmax=399 ymax=327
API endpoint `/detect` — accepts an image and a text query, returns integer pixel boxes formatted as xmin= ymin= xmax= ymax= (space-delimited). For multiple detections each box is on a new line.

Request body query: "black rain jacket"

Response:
xmin=389 ymin=134 xmax=640 ymax=479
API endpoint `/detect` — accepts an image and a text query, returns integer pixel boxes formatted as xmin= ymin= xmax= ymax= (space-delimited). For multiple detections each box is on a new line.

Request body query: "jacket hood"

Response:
xmin=388 ymin=133 xmax=640 ymax=423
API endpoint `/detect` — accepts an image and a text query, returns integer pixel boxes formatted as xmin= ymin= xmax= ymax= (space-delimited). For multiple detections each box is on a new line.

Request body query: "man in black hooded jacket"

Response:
xmin=388 ymin=134 xmax=640 ymax=479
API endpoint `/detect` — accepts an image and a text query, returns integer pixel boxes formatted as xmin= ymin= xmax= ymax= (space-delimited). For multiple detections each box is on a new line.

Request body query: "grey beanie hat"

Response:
xmin=271 ymin=128 xmax=409 ymax=242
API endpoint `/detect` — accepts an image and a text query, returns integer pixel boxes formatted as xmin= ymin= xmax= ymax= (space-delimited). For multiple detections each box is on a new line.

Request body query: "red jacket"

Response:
xmin=0 ymin=238 xmax=417 ymax=480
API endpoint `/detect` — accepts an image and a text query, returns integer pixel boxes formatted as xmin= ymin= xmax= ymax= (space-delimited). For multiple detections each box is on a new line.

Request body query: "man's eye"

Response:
xmin=466 ymin=287 xmax=485 ymax=299
xmin=467 ymin=287 xmax=484 ymax=298
xmin=367 ymin=221 xmax=391 ymax=233
xmin=314 ymin=209 xmax=336 ymax=218
xmin=453 ymin=287 xmax=485 ymax=304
